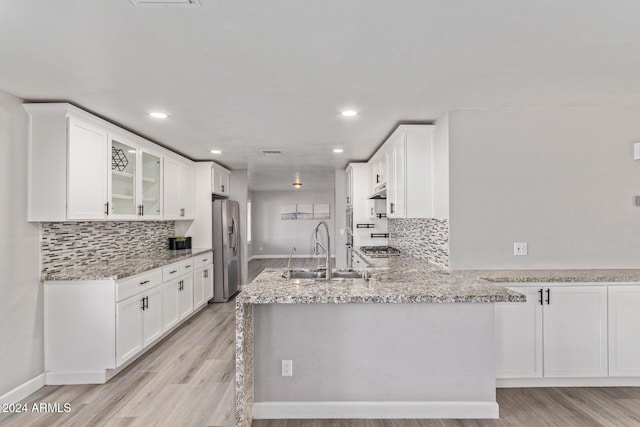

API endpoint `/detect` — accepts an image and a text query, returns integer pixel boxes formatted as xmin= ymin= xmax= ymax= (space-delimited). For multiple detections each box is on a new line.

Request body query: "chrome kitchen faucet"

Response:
xmin=313 ymin=221 xmax=331 ymax=280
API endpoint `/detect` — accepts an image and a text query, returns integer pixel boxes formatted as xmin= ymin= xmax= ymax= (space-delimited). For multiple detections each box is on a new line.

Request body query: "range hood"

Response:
xmin=368 ymin=183 xmax=387 ymax=200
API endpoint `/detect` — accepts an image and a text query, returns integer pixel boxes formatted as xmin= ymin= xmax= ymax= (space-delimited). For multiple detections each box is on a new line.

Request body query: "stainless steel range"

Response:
xmin=358 ymin=246 xmax=401 ymax=257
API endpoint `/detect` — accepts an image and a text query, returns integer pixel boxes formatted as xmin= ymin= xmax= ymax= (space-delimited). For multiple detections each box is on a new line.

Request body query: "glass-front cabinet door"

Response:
xmin=109 ymin=136 xmax=138 ymax=218
xmin=140 ymin=150 xmax=162 ymax=219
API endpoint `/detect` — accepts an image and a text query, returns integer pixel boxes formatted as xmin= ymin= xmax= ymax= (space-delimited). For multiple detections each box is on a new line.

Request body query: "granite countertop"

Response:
xmin=42 ymin=248 xmax=213 ymax=281
xmin=468 ymin=269 xmax=640 ymax=283
xmin=237 ymin=255 xmax=525 ymax=304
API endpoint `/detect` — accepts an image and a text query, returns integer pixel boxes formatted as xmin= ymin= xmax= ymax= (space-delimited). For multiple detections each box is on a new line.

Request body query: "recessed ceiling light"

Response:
xmin=149 ymin=112 xmax=168 ymax=119
xmin=210 ymin=150 xmax=222 ymax=154
xmin=333 ymin=148 xmax=344 ymax=153
xmin=341 ymin=110 xmax=358 ymax=117
xmin=292 ymin=182 xmax=303 ymax=189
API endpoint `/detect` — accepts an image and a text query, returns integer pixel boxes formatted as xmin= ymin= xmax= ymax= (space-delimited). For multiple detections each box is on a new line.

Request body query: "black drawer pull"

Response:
xmin=185 ymin=265 xmax=192 ymax=268
xmin=139 ymin=280 xmax=150 ymax=285
xmin=202 ymin=258 xmax=208 ymax=262
xmin=169 ymin=270 xmax=178 ymax=274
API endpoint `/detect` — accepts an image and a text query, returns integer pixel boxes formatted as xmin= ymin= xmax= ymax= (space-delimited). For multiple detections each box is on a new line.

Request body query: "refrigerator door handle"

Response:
xmin=229 ymin=216 xmax=238 ymax=255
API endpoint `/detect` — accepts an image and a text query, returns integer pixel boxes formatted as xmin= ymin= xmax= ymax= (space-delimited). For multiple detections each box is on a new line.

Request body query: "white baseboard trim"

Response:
xmin=252 ymin=401 xmax=499 ymax=419
xmin=0 ymin=374 xmax=45 ymax=405
xmin=497 ymin=377 xmax=640 ymax=388
xmin=46 ymin=371 xmax=107 ymax=385
xmin=251 ymin=254 xmax=336 ymax=260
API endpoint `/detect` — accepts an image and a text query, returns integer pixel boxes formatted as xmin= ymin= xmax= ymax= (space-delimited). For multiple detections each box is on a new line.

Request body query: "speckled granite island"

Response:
xmin=235 ymin=257 xmax=524 ymax=426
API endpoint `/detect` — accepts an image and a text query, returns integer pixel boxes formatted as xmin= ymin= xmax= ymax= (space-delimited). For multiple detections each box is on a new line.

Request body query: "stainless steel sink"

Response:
xmin=284 ymin=270 xmax=327 ymax=279
xmin=282 ymin=269 xmax=369 ymax=280
xmin=331 ymin=270 xmax=368 ymax=279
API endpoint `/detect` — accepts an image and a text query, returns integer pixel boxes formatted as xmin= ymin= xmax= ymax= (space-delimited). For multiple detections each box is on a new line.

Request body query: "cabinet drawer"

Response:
xmin=163 ymin=263 xmax=181 ymax=282
xmin=180 ymin=258 xmax=195 ymax=274
xmin=193 ymin=252 xmax=213 ymax=269
xmin=117 ymin=269 xmax=163 ymax=302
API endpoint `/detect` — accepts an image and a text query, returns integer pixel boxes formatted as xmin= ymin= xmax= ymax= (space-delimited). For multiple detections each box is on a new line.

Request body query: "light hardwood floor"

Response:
xmin=2 ymin=258 xmax=640 ymax=426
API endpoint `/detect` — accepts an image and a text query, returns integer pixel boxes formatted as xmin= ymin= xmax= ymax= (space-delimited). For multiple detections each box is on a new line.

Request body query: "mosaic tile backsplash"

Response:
xmin=388 ymin=218 xmax=449 ymax=268
xmin=41 ymin=221 xmax=176 ymax=276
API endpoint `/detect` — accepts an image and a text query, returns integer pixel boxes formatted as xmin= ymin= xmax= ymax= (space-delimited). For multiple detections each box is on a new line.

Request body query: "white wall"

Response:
xmin=251 ymin=189 xmax=335 ymax=257
xmin=0 ymin=90 xmax=43 ymax=398
xmin=449 ymin=108 xmax=640 ymax=269
xmin=433 ymin=112 xmax=450 ymax=219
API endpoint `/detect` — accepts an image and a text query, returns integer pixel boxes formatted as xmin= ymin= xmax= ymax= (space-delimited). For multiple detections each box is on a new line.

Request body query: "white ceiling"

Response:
xmin=2 ymin=1 xmax=640 ymax=191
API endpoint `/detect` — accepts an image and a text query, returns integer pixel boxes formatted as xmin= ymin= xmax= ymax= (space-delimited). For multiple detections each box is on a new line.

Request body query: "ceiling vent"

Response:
xmin=261 ymin=150 xmax=283 ymax=156
xmin=131 ymin=0 xmax=201 ymax=7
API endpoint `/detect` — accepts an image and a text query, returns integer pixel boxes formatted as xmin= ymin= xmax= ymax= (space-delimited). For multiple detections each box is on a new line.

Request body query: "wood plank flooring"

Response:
xmin=2 ymin=258 xmax=640 ymax=426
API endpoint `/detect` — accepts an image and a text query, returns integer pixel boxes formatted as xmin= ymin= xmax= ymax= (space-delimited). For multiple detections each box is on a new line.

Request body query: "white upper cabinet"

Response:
xmin=212 ymin=163 xmax=231 ymax=197
xmin=108 ymin=133 xmax=163 ymax=220
xmin=366 ymin=124 xmax=433 ymax=219
xmin=164 ymin=156 xmax=195 ymax=220
xmin=25 ymin=103 xmax=192 ymax=222
xmin=67 ymin=117 xmax=109 ymax=220
xmin=108 ymin=133 xmax=138 ymax=219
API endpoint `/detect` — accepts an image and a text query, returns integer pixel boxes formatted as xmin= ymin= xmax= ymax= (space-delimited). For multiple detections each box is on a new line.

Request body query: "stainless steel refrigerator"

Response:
xmin=212 ymin=199 xmax=241 ymax=302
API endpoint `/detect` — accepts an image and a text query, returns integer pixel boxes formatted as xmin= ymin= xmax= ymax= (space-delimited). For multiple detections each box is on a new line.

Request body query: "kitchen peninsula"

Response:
xmin=235 ymin=257 xmax=524 ymax=426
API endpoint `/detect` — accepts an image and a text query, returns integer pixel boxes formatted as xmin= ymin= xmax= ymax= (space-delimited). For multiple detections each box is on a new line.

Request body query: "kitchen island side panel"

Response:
xmin=253 ymin=302 xmax=495 ymax=402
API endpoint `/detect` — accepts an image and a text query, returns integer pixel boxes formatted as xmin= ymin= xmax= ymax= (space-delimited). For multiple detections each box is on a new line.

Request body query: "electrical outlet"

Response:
xmin=281 ymin=359 xmax=293 ymax=376
xmin=514 ymin=242 xmax=528 ymax=256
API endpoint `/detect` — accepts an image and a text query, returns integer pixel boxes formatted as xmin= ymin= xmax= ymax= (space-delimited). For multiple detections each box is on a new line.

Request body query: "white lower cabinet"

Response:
xmin=194 ymin=263 xmax=214 ymax=309
xmin=496 ymin=284 xmax=608 ymax=380
xmin=44 ymin=251 xmax=213 ymax=385
xmin=143 ymin=286 xmax=163 ymax=346
xmin=178 ymin=275 xmax=194 ymax=319
xmin=116 ymin=283 xmax=166 ymax=367
xmin=608 ymin=285 xmax=640 ymax=376
xmin=116 ymin=294 xmax=144 ymax=367
xmin=495 ymin=287 xmax=543 ymax=379
xmin=162 ymin=278 xmax=180 ymax=331
xmin=162 ymin=273 xmax=194 ymax=331
xmin=543 ymin=286 xmax=608 ymax=377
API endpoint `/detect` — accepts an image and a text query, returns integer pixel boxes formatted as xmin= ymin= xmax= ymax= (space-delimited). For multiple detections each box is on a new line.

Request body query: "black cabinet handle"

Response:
xmin=390 ymin=202 xmax=395 ymax=214
xmin=545 ymin=288 xmax=551 ymax=305
xmin=376 ymin=174 xmax=380 ymax=183
xmin=144 ymin=296 xmax=149 ymax=310
xmin=105 ymin=202 xmax=109 ymax=216
xmin=202 ymin=258 xmax=208 ymax=262
xmin=170 ymin=270 xmax=177 ymax=274
xmin=204 ymin=269 xmax=208 ymax=278
xmin=139 ymin=280 xmax=150 ymax=286
xmin=221 ymin=184 xmax=225 ymax=192
xmin=538 ymin=288 xmax=543 ymax=305
xmin=141 ymin=205 xmax=144 ymax=216
xmin=140 ymin=297 xmax=145 ymax=310
xmin=185 ymin=265 xmax=192 ymax=268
